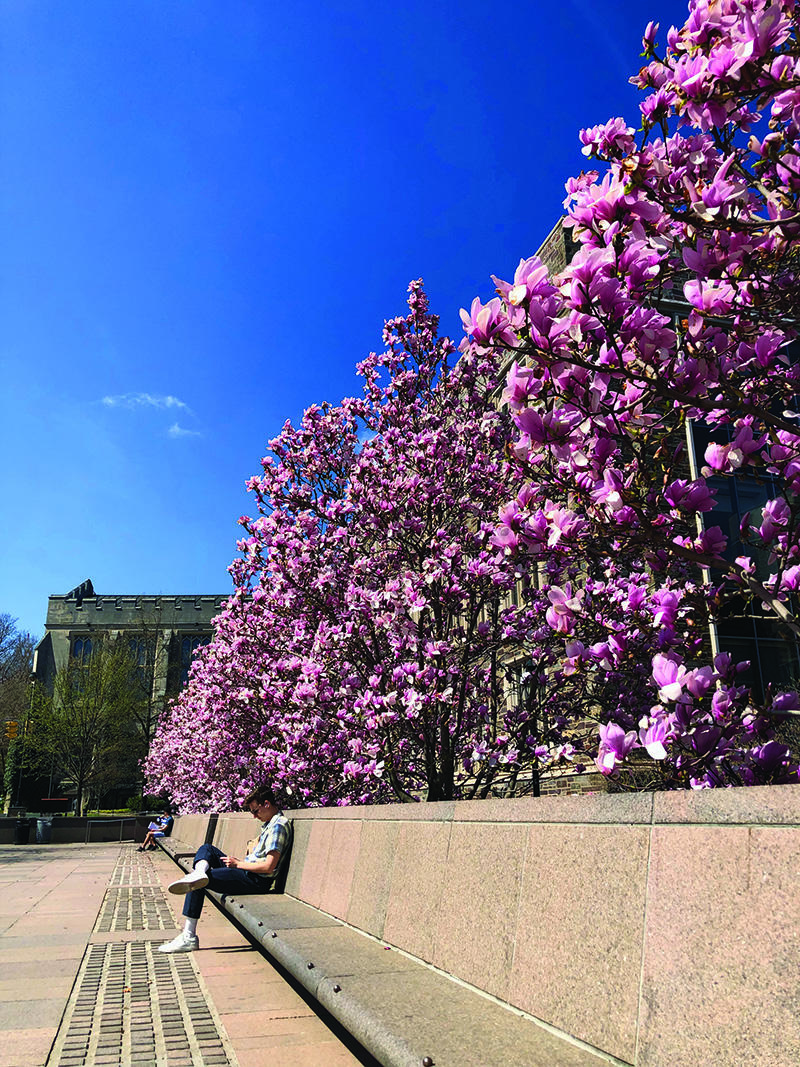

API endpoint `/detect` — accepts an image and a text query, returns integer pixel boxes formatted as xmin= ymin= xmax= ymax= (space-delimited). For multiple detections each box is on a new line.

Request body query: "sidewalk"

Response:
xmin=0 ymin=843 xmax=372 ymax=1067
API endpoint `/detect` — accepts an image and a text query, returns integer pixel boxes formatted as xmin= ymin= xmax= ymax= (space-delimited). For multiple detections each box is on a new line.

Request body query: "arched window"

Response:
xmin=72 ymin=637 xmax=92 ymax=662
xmin=129 ymin=637 xmax=151 ymax=667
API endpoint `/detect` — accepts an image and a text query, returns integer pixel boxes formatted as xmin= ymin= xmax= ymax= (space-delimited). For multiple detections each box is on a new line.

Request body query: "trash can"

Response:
xmin=35 ymin=818 xmax=53 ymax=844
xmin=14 ymin=819 xmax=31 ymax=845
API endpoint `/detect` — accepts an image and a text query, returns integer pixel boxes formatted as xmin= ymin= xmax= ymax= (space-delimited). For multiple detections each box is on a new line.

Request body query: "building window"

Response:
xmin=180 ymin=635 xmax=209 ymax=686
xmin=127 ymin=637 xmax=156 ymax=697
xmin=128 ymin=637 xmax=153 ymax=668
xmin=72 ymin=637 xmax=93 ymax=662
xmin=505 ymin=662 xmax=530 ymax=712
xmin=688 ymin=416 xmax=800 ymax=701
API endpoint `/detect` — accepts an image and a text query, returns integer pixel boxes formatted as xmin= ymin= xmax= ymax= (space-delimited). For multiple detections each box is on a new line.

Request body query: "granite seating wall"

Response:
xmin=165 ymin=783 xmax=800 ymax=1067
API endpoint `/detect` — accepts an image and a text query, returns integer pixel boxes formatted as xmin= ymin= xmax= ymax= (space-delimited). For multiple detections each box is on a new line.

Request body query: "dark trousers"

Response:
xmin=182 ymin=843 xmax=271 ymax=919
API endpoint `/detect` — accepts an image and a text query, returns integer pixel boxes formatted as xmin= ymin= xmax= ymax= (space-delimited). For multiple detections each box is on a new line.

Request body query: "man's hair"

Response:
xmin=243 ymin=784 xmax=277 ymax=809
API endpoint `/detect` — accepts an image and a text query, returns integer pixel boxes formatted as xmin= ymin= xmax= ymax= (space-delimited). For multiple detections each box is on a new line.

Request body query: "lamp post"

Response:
xmin=520 ymin=670 xmax=540 ymax=798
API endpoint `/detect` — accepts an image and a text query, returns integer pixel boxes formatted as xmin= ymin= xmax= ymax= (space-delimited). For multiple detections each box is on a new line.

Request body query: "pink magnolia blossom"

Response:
xmin=638 ymin=710 xmax=674 ymax=759
xmin=652 ymin=654 xmax=689 ymax=702
xmin=545 ymin=584 xmax=582 ymax=634
xmin=596 ymin=722 xmax=639 ymax=775
xmin=459 ymin=297 xmax=517 ymax=350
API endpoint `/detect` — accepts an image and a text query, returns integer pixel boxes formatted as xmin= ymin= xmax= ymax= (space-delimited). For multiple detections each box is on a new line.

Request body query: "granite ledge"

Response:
xmin=653 ymin=782 xmax=800 ymax=825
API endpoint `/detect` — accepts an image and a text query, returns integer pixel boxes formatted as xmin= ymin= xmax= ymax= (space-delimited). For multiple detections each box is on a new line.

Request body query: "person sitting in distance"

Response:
xmin=158 ymin=784 xmax=291 ymax=954
xmin=137 ymin=808 xmax=173 ymax=852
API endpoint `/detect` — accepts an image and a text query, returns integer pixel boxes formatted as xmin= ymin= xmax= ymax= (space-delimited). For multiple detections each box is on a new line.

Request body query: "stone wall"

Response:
xmin=185 ymin=784 xmax=800 ymax=1067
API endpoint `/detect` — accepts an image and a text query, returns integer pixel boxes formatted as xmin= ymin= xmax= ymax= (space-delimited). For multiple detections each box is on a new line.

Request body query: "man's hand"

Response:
xmin=221 ymin=855 xmax=240 ymax=868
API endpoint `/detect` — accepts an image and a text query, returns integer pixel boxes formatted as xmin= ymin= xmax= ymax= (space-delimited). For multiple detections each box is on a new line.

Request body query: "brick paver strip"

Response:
xmin=94 ymin=887 xmax=175 ymax=933
xmin=47 ymin=931 xmax=236 ymax=1066
xmin=43 ymin=848 xmax=237 ymax=1067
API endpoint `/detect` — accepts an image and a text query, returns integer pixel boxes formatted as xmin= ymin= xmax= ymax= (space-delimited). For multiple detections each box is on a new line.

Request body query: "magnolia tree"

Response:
xmin=145 ymin=400 xmax=363 ymax=810
xmin=461 ymin=0 xmax=800 ymax=788
xmin=147 ymin=284 xmax=578 ymax=808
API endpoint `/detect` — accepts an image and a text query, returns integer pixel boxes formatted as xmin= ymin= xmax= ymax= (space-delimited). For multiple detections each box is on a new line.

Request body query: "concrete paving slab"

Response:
xmin=0 ymin=945 xmax=84 ymax=963
xmin=0 ymin=998 xmax=67 ymax=1029
xmin=0 ymin=978 xmax=74 ymax=1001
xmin=346 ymin=820 xmax=399 ymax=939
xmin=0 ymin=958 xmax=84 ymax=980
xmin=637 ymin=825 xmax=800 ymax=1067
xmin=432 ymin=820 xmax=527 ymax=1000
xmin=382 ymin=821 xmax=451 ymax=963
xmin=235 ymin=1038 xmax=358 ymax=1067
xmin=508 ymin=823 xmax=649 ymax=1063
xmin=0 ymin=932 xmax=96 ymax=949
xmin=298 ymin=819 xmax=336 ymax=908
xmin=0 ymin=1027 xmax=57 ymax=1067
xmin=319 ymin=820 xmax=362 ymax=920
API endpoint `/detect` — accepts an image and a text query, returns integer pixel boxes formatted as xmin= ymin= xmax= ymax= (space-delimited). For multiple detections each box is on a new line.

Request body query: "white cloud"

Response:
xmin=101 ymin=392 xmax=192 ymax=413
xmin=100 ymin=393 xmax=201 ymax=440
xmin=167 ymin=422 xmax=202 ymax=439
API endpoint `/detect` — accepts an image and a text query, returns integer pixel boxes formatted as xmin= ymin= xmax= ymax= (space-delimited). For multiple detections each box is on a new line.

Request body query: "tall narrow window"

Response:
xmin=72 ymin=637 xmax=92 ymax=662
xmin=180 ymin=635 xmax=209 ymax=686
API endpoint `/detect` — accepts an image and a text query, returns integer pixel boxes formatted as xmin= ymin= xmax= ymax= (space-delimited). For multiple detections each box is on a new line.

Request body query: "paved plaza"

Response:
xmin=0 ymin=842 xmax=370 ymax=1067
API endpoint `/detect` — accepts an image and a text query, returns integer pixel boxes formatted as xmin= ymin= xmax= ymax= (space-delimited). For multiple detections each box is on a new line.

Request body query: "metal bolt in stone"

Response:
xmin=422 ymin=1059 xmax=434 ymax=1066
xmin=332 ymin=984 xmax=341 ymax=993
xmin=307 ymin=962 xmax=314 ymax=969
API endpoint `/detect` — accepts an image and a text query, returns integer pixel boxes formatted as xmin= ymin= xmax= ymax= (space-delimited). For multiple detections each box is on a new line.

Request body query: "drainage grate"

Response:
xmin=47 ymin=941 xmax=235 ymax=1066
xmin=94 ymin=887 xmax=175 ymax=932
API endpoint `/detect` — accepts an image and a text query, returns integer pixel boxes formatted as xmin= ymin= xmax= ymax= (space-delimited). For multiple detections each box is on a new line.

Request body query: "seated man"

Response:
xmin=158 ymin=784 xmax=291 ymax=954
xmin=137 ymin=809 xmax=173 ymax=852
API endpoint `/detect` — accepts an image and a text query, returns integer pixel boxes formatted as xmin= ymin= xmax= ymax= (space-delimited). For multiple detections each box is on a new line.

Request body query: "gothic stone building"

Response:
xmin=33 ymin=578 xmax=230 ymax=711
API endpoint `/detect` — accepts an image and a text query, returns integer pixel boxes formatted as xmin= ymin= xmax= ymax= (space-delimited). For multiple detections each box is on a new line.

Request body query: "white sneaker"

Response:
xmin=167 ymin=870 xmax=209 ymax=895
xmin=158 ymin=932 xmax=199 ymax=953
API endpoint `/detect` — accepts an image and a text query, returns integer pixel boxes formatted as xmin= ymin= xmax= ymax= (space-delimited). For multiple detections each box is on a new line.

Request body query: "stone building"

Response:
xmin=17 ymin=579 xmax=230 ymax=810
xmin=33 ymin=578 xmax=230 ymax=706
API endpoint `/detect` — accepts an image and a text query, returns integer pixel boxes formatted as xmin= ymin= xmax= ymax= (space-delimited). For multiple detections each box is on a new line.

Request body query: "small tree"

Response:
xmin=27 ymin=637 xmax=145 ymax=813
xmin=0 ymin=614 xmax=36 ymax=806
xmin=123 ymin=609 xmax=174 ymax=796
xmin=316 ymin=281 xmax=551 ymax=801
xmin=145 ymin=398 xmax=363 ymax=811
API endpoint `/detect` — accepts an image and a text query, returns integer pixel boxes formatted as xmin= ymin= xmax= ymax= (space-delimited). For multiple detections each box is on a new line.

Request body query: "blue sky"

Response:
xmin=1 ymin=0 xmax=689 ymax=638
